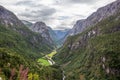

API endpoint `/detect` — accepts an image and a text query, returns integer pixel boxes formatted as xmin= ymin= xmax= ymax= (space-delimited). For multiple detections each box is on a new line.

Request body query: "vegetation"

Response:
xmin=0 ymin=2 xmax=120 ymax=80
xmin=0 ymin=23 xmax=62 ymax=80
xmin=38 ymin=58 xmax=50 ymax=66
xmin=37 ymin=50 xmax=57 ymax=66
xmin=47 ymin=50 xmax=57 ymax=58
xmin=54 ymin=11 xmax=120 ymax=80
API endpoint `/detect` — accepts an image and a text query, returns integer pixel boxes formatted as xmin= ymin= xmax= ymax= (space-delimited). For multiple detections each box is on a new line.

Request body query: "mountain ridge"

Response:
xmin=69 ymin=0 xmax=120 ymax=36
xmin=55 ymin=0 xmax=120 ymax=80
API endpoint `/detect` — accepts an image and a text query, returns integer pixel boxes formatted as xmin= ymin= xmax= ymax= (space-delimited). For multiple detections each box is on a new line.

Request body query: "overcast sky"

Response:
xmin=0 ymin=0 xmax=116 ymax=30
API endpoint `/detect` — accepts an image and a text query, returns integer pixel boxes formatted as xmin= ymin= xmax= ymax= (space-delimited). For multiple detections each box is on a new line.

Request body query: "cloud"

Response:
xmin=15 ymin=1 xmax=34 ymax=6
xmin=0 ymin=0 xmax=116 ymax=29
xmin=55 ymin=26 xmax=70 ymax=30
xmin=65 ymin=0 xmax=98 ymax=4
xmin=31 ymin=8 xmax=56 ymax=17
xmin=18 ymin=6 xmax=56 ymax=22
xmin=54 ymin=0 xmax=98 ymax=5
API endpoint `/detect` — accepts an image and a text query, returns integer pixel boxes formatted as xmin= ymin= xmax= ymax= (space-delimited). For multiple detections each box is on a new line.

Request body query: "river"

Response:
xmin=63 ymin=71 xmax=66 ymax=80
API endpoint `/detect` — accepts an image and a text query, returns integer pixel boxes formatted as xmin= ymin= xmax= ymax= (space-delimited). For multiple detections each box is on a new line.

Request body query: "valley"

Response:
xmin=0 ymin=0 xmax=120 ymax=80
xmin=37 ymin=50 xmax=57 ymax=66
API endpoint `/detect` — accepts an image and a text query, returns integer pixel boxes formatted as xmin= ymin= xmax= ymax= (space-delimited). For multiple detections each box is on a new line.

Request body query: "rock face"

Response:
xmin=31 ymin=22 xmax=53 ymax=44
xmin=0 ymin=6 xmax=24 ymax=27
xmin=69 ymin=0 xmax=120 ymax=35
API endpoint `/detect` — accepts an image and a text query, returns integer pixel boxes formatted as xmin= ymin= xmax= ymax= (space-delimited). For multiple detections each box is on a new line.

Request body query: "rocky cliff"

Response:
xmin=69 ymin=0 xmax=120 ymax=35
xmin=31 ymin=22 xmax=54 ymax=44
xmin=0 ymin=6 xmax=24 ymax=28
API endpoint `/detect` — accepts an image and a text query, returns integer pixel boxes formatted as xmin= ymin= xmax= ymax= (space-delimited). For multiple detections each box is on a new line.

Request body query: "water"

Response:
xmin=63 ymin=71 xmax=65 ymax=80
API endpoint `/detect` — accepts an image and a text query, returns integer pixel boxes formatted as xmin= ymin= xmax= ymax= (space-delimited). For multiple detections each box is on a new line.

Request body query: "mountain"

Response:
xmin=54 ymin=29 xmax=70 ymax=46
xmin=69 ymin=0 xmax=120 ymax=36
xmin=0 ymin=6 xmax=24 ymax=28
xmin=54 ymin=29 xmax=70 ymax=40
xmin=22 ymin=20 xmax=56 ymax=47
xmin=31 ymin=22 xmax=54 ymax=44
xmin=0 ymin=5 xmax=62 ymax=80
xmin=48 ymin=27 xmax=58 ymax=43
xmin=0 ymin=5 xmax=54 ymax=54
xmin=23 ymin=19 xmax=70 ymax=46
xmin=55 ymin=0 xmax=120 ymax=80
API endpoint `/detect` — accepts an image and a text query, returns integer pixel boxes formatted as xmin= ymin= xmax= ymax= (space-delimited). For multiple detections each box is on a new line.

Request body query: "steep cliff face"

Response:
xmin=0 ymin=6 xmax=24 ymax=28
xmin=69 ymin=20 xmax=85 ymax=35
xmin=55 ymin=1 xmax=120 ymax=80
xmin=69 ymin=0 xmax=120 ymax=35
xmin=31 ymin=22 xmax=54 ymax=44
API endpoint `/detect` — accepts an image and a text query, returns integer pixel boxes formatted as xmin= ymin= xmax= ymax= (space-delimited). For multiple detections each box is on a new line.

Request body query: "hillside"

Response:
xmin=0 ymin=5 xmax=62 ymax=80
xmin=54 ymin=2 xmax=120 ymax=80
xmin=0 ymin=0 xmax=120 ymax=80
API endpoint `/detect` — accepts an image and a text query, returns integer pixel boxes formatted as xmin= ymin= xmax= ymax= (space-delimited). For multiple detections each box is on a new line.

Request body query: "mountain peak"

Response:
xmin=31 ymin=21 xmax=54 ymax=44
xmin=33 ymin=21 xmax=48 ymax=29
xmin=0 ymin=5 xmax=24 ymax=27
xmin=69 ymin=0 xmax=120 ymax=35
xmin=35 ymin=21 xmax=46 ymax=25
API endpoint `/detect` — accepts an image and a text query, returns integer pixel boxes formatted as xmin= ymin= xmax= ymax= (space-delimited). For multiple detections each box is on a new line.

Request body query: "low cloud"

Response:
xmin=18 ymin=6 xmax=56 ymax=22
xmin=65 ymin=0 xmax=98 ymax=4
xmin=31 ymin=8 xmax=56 ymax=17
xmin=0 ymin=0 xmax=116 ymax=29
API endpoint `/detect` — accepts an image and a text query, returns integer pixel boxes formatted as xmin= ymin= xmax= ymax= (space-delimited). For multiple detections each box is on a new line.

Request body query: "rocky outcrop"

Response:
xmin=31 ymin=22 xmax=53 ymax=44
xmin=0 ymin=6 xmax=24 ymax=28
xmin=69 ymin=0 xmax=120 ymax=35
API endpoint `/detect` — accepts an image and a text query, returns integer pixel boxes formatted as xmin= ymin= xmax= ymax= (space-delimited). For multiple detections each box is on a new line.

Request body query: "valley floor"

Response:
xmin=37 ymin=50 xmax=57 ymax=66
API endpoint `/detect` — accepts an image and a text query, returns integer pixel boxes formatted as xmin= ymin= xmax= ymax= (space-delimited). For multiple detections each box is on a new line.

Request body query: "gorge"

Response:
xmin=0 ymin=0 xmax=120 ymax=80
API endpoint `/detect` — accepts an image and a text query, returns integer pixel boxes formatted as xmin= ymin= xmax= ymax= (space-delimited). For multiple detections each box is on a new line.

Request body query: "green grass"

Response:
xmin=37 ymin=58 xmax=50 ymax=66
xmin=37 ymin=50 xmax=57 ymax=66
xmin=47 ymin=50 xmax=57 ymax=58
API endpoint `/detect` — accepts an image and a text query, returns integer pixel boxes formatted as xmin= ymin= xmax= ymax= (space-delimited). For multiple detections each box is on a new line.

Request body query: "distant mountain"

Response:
xmin=69 ymin=0 xmax=120 ymax=36
xmin=55 ymin=0 xmax=120 ymax=80
xmin=30 ymin=22 xmax=54 ymax=44
xmin=23 ymin=19 xmax=70 ymax=46
xmin=54 ymin=29 xmax=70 ymax=46
xmin=54 ymin=29 xmax=70 ymax=40
xmin=22 ymin=20 xmax=56 ymax=45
